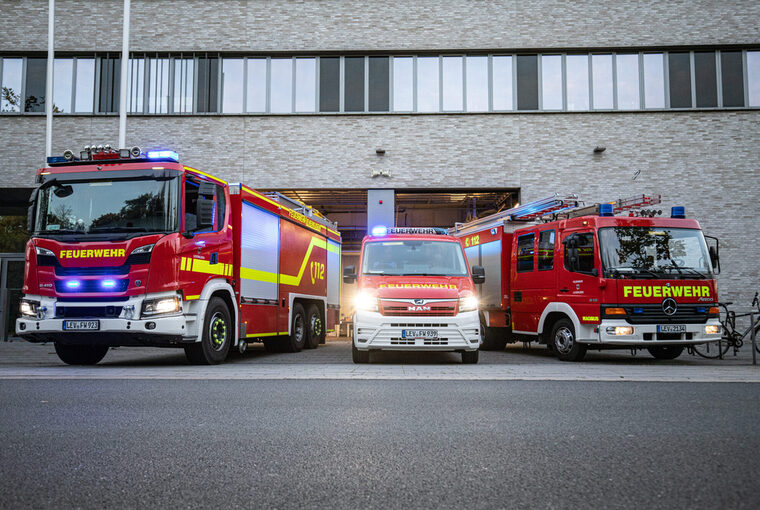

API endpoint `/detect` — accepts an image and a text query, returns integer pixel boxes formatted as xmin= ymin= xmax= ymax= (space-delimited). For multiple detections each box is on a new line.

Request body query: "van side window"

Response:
xmin=516 ymin=233 xmax=535 ymax=272
xmin=538 ymin=230 xmax=555 ymax=270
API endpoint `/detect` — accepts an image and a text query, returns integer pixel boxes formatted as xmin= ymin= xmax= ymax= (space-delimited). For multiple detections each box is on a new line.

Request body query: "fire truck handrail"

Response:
xmin=258 ymin=190 xmax=339 ymax=231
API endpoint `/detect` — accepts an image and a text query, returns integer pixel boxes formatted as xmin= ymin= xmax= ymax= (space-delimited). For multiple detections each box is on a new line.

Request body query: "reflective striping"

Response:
xmin=180 ymin=257 xmax=233 ymax=278
xmin=183 ymin=166 xmax=227 ymax=185
xmin=240 ymin=267 xmax=278 ymax=283
xmin=280 ymin=237 xmax=327 ymax=287
xmin=326 ymin=243 xmax=340 ymax=254
xmin=185 ymin=294 xmax=201 ymax=300
xmin=245 ymin=332 xmax=281 ymax=338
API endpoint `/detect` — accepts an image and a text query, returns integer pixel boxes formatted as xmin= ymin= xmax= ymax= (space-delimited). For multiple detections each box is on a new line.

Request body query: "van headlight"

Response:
xmin=458 ymin=295 xmax=479 ymax=313
xmin=19 ymin=299 xmax=40 ymax=318
xmin=354 ymin=291 xmax=378 ymax=312
xmin=141 ymin=296 xmax=181 ymax=317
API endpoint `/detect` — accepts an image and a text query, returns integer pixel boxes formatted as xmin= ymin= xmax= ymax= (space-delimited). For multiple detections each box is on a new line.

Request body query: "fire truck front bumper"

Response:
xmin=584 ymin=319 xmax=723 ymax=346
xmin=15 ymin=293 xmax=198 ymax=347
xmin=353 ymin=310 xmax=480 ymax=352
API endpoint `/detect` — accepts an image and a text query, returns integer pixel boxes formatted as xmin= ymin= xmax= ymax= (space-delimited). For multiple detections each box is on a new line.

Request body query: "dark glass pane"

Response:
xmin=538 ymin=230 xmax=555 ymax=271
xmin=25 ymin=58 xmax=47 ymax=112
xmin=368 ymin=56 xmax=389 ymax=111
xmin=668 ymin=53 xmax=691 ymax=108
xmin=98 ymin=57 xmax=120 ymax=113
xmin=721 ymin=51 xmax=745 ymax=107
xmin=516 ymin=233 xmax=535 ymax=272
xmin=694 ymin=52 xmax=717 ymax=107
xmin=319 ymin=57 xmax=339 ymax=112
xmin=344 ymin=57 xmax=364 ymax=112
xmin=196 ymin=57 xmax=219 ymax=113
xmin=516 ymin=55 xmax=538 ymax=110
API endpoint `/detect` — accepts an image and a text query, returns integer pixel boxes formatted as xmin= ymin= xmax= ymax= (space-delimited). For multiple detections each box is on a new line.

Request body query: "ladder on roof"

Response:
xmin=561 ymin=193 xmax=662 ymax=219
xmin=262 ymin=191 xmax=339 ymax=231
xmin=450 ymin=193 xmax=581 ymax=233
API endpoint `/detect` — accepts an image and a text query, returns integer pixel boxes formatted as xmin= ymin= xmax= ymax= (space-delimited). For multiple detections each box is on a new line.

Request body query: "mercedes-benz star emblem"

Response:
xmin=662 ymin=298 xmax=677 ymax=316
xmin=413 ymin=299 xmax=425 ymax=305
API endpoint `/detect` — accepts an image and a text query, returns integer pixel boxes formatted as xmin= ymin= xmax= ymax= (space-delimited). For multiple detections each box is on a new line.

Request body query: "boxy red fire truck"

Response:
xmin=342 ymin=227 xmax=484 ymax=364
xmin=16 ymin=146 xmax=341 ymax=365
xmin=451 ymin=194 xmax=723 ymax=361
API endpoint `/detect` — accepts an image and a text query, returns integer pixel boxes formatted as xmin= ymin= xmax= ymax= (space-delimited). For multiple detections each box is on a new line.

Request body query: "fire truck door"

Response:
xmin=511 ymin=231 xmax=539 ymax=332
xmin=557 ymin=230 xmax=601 ymax=326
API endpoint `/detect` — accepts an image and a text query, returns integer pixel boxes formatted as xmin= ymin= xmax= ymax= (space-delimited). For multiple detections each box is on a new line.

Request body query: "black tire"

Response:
xmin=551 ymin=318 xmax=587 ymax=362
xmin=184 ymin=297 xmax=232 ymax=365
xmin=54 ymin=343 xmax=108 ymax=365
xmin=647 ymin=345 xmax=684 ymax=360
xmin=280 ymin=303 xmax=307 ymax=353
xmin=352 ymin=342 xmax=369 ymax=363
xmin=479 ymin=315 xmax=507 ymax=351
xmin=305 ymin=304 xmax=324 ymax=349
xmin=462 ymin=350 xmax=479 ymax=364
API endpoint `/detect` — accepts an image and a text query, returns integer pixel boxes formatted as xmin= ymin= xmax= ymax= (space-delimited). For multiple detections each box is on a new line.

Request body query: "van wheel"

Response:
xmin=185 ymin=297 xmax=232 ymax=365
xmin=462 ymin=350 xmax=479 ymax=364
xmin=305 ymin=304 xmax=323 ymax=349
xmin=552 ymin=319 xmax=587 ymax=362
xmin=479 ymin=316 xmax=506 ymax=351
xmin=352 ymin=342 xmax=369 ymax=363
xmin=647 ymin=346 xmax=684 ymax=360
xmin=54 ymin=344 xmax=108 ymax=365
xmin=281 ymin=303 xmax=306 ymax=353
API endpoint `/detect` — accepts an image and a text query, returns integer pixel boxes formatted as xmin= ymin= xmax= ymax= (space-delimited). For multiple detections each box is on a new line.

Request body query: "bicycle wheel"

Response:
xmin=692 ymin=338 xmax=732 ymax=359
xmin=750 ymin=321 xmax=760 ymax=354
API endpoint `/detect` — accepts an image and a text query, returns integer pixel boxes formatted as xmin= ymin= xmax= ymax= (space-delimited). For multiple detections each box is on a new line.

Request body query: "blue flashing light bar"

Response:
xmin=146 ymin=150 xmax=179 ymax=162
xmin=46 ymin=156 xmax=68 ymax=164
xmin=371 ymin=225 xmax=388 ymax=236
xmin=633 ymin=307 xmax=643 ymax=314
xmin=599 ymin=203 xmax=614 ymax=217
xmin=66 ymin=280 xmax=81 ymax=289
xmin=671 ymin=206 xmax=686 ymax=219
xmin=101 ymin=279 xmax=116 ymax=289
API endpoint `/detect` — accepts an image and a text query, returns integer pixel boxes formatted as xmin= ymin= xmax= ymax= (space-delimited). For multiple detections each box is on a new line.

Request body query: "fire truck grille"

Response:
xmin=56 ymin=306 xmax=123 ymax=319
xmin=381 ymin=306 xmax=456 ymax=317
xmin=390 ymin=323 xmax=449 ymax=328
xmin=390 ymin=338 xmax=449 ymax=345
xmin=620 ymin=305 xmax=708 ymax=324
xmin=55 ymin=280 xmax=130 ymax=293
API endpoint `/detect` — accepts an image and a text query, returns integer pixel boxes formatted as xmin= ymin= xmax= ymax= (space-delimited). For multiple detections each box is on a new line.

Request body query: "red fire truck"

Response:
xmin=16 ymin=147 xmax=341 ymax=365
xmin=343 ymin=227 xmax=484 ymax=364
xmin=451 ymin=194 xmax=722 ymax=361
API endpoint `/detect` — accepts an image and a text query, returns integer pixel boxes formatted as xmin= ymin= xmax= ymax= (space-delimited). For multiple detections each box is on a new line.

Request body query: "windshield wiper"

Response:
xmin=612 ymin=267 xmax=661 ymax=279
xmin=676 ymin=266 xmax=708 ymax=279
xmin=89 ymin=226 xmax=148 ymax=233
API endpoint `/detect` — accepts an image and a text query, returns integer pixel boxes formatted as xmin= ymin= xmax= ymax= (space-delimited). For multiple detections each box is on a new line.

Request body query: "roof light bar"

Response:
xmin=147 ymin=150 xmax=179 ymax=162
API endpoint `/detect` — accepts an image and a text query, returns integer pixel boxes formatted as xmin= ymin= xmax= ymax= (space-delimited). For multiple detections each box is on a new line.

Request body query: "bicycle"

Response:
xmin=692 ymin=292 xmax=760 ymax=359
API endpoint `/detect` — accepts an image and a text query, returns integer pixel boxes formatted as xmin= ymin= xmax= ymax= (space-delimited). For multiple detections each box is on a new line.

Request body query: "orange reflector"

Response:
xmin=708 ymin=306 xmax=720 ymax=315
xmin=604 ymin=307 xmax=626 ymax=315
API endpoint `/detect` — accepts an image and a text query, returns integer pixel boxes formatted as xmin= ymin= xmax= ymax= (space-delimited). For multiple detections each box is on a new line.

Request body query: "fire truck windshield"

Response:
xmin=35 ymin=177 xmax=179 ymax=238
xmin=599 ymin=227 xmax=713 ymax=279
xmin=361 ymin=240 xmax=469 ymax=276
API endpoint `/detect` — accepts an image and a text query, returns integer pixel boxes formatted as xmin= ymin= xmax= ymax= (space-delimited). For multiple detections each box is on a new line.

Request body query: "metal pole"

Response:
xmin=751 ymin=311 xmax=756 ymax=366
xmin=45 ymin=0 xmax=55 ymax=159
xmin=118 ymin=0 xmax=131 ymax=149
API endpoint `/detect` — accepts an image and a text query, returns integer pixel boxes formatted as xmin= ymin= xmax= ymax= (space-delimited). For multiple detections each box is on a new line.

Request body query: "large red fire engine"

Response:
xmin=16 ymin=147 xmax=341 ymax=365
xmin=451 ymin=194 xmax=722 ymax=361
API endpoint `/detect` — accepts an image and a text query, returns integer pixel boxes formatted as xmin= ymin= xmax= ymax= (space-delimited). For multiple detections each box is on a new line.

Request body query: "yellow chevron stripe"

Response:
xmin=326 ymin=243 xmax=340 ymax=254
xmin=279 ymin=237 xmax=326 ymax=286
xmin=240 ymin=267 xmax=278 ymax=283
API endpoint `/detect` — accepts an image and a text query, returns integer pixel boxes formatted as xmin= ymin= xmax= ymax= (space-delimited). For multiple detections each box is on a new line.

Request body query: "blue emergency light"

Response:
xmin=101 ymin=279 xmax=116 ymax=289
xmin=599 ymin=203 xmax=614 ymax=217
xmin=46 ymin=156 xmax=68 ymax=164
xmin=371 ymin=225 xmax=388 ymax=236
xmin=66 ymin=280 xmax=81 ymax=289
xmin=147 ymin=150 xmax=179 ymax=162
xmin=671 ymin=206 xmax=685 ymax=219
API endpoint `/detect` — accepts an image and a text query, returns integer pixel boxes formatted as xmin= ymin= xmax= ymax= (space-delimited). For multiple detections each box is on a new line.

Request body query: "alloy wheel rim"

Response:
xmin=311 ymin=314 xmax=323 ymax=337
xmin=294 ymin=314 xmax=304 ymax=343
xmin=209 ymin=312 xmax=228 ymax=351
xmin=555 ymin=327 xmax=574 ymax=354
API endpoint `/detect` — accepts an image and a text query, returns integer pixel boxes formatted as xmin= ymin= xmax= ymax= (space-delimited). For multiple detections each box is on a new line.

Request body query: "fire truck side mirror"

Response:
xmin=471 ymin=265 xmax=485 ymax=284
xmin=196 ymin=198 xmax=215 ymax=229
xmin=343 ymin=265 xmax=357 ymax=284
xmin=705 ymin=235 xmax=720 ymax=275
xmin=27 ymin=187 xmax=38 ymax=233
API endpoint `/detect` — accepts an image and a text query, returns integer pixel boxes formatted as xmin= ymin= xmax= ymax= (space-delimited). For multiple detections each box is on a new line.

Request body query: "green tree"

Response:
xmin=0 ymin=216 xmax=29 ymax=252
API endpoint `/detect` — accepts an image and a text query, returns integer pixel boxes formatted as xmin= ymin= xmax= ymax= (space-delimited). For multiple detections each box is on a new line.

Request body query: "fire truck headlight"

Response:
xmin=354 ymin=292 xmax=378 ymax=312
xmin=142 ymin=296 xmax=181 ymax=317
xmin=129 ymin=243 xmax=155 ymax=256
xmin=606 ymin=326 xmax=634 ymax=336
xmin=705 ymin=325 xmax=720 ymax=335
xmin=19 ymin=299 xmax=39 ymax=318
xmin=35 ymin=246 xmax=55 ymax=257
xmin=458 ymin=295 xmax=479 ymax=313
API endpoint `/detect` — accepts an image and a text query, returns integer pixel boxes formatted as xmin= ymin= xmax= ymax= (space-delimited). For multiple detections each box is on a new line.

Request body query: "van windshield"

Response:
xmin=361 ymin=240 xmax=469 ymax=276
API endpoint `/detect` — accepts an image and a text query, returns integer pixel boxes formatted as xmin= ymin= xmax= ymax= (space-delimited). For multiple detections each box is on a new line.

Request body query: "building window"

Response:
xmin=344 ymin=57 xmax=364 ymax=112
xmin=749 ymin=51 xmax=760 ymax=107
xmin=492 ymin=55 xmax=513 ymax=111
xmin=541 ymin=55 xmax=562 ymax=110
xmin=148 ymin=58 xmax=171 ymax=114
xmin=416 ymin=57 xmax=439 ymax=112
xmin=592 ymin=54 xmax=613 ymax=109
xmin=566 ymin=54 xmax=589 ymax=111
xmin=74 ymin=58 xmax=95 ymax=113
xmin=694 ymin=52 xmax=718 ymax=107
xmin=173 ymin=58 xmax=194 ymax=113
xmin=98 ymin=57 xmax=120 ymax=113
xmin=127 ymin=58 xmax=145 ymax=113
xmin=295 ymin=58 xmax=316 ymax=113
xmin=270 ymin=58 xmax=292 ymax=113
xmin=1 ymin=58 xmax=23 ymax=112
xmin=616 ymin=54 xmax=640 ymax=110
xmin=246 ymin=58 xmax=266 ymax=113
xmin=465 ymin=56 xmax=488 ymax=112
xmin=319 ymin=57 xmax=339 ymax=113
xmin=368 ymin=56 xmax=389 ymax=112
xmin=516 ymin=55 xmax=538 ymax=110
xmin=25 ymin=58 xmax=47 ymax=112
xmin=392 ymin=57 xmax=413 ymax=112
xmin=442 ymin=56 xmax=463 ymax=111
xmin=643 ymin=53 xmax=665 ymax=108
xmin=196 ymin=56 xmax=219 ymax=113
xmin=222 ymin=58 xmax=244 ymax=113
xmin=53 ymin=58 xmax=73 ymax=113
xmin=721 ymin=51 xmax=744 ymax=107
xmin=668 ymin=52 xmax=692 ymax=108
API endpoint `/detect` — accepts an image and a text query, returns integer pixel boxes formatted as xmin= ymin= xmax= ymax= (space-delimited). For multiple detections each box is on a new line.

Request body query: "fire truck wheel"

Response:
xmin=282 ymin=303 xmax=307 ymax=353
xmin=54 ymin=343 xmax=109 ymax=365
xmin=647 ymin=346 xmax=685 ymax=360
xmin=461 ymin=350 xmax=479 ymax=364
xmin=352 ymin=342 xmax=369 ymax=363
xmin=185 ymin=297 xmax=232 ymax=364
xmin=305 ymin=304 xmax=323 ymax=349
xmin=551 ymin=318 xmax=587 ymax=362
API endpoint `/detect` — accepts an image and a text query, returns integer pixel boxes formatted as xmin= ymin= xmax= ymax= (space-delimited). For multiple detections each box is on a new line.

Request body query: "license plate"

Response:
xmin=63 ymin=320 xmax=100 ymax=331
xmin=657 ymin=324 xmax=686 ymax=333
xmin=402 ymin=329 xmax=438 ymax=339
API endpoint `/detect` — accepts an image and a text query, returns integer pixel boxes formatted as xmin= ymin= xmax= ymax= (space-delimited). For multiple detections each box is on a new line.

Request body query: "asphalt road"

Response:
xmin=1 ymin=380 xmax=759 ymax=509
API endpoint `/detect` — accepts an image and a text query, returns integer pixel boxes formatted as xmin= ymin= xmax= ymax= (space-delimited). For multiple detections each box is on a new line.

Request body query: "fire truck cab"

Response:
xmin=343 ymin=227 xmax=484 ymax=364
xmin=16 ymin=146 xmax=341 ymax=365
xmin=453 ymin=195 xmax=722 ymax=361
